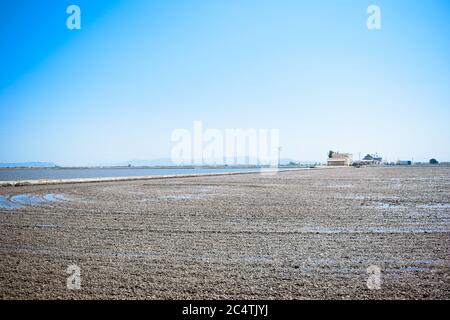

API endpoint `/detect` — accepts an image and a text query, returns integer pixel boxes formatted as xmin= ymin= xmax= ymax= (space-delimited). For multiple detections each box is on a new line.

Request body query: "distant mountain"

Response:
xmin=0 ymin=162 xmax=58 ymax=168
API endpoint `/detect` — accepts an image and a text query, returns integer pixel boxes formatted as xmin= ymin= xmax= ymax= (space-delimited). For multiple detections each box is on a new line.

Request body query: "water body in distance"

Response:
xmin=0 ymin=167 xmax=294 ymax=181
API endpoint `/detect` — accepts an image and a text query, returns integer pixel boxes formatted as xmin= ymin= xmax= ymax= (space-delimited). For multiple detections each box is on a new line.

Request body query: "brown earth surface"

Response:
xmin=0 ymin=166 xmax=449 ymax=299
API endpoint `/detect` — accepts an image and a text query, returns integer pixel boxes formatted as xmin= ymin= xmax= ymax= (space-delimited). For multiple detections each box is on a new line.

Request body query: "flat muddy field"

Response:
xmin=0 ymin=166 xmax=449 ymax=299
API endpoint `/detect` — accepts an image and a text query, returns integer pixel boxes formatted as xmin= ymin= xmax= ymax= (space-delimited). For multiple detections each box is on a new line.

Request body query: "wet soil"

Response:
xmin=0 ymin=166 xmax=449 ymax=299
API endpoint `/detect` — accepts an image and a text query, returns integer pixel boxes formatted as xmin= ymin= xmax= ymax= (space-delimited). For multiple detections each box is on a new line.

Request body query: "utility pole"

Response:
xmin=278 ymin=146 xmax=282 ymax=167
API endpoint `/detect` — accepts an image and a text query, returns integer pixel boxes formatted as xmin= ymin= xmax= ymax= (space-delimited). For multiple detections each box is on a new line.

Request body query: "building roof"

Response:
xmin=331 ymin=153 xmax=352 ymax=159
xmin=363 ymin=154 xmax=382 ymax=161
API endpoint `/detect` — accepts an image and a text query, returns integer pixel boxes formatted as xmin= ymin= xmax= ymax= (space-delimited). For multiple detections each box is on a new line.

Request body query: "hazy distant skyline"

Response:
xmin=1 ymin=0 xmax=449 ymax=166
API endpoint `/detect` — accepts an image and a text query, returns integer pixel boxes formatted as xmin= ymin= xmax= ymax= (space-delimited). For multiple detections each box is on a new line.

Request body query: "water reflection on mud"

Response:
xmin=0 ymin=193 xmax=69 ymax=210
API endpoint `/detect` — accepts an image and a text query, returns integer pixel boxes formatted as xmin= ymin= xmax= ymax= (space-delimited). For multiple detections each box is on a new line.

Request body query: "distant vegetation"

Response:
xmin=429 ymin=158 xmax=439 ymax=164
xmin=0 ymin=162 xmax=57 ymax=168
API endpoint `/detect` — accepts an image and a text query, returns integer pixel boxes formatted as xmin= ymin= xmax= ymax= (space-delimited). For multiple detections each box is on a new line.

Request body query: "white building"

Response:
xmin=327 ymin=153 xmax=353 ymax=166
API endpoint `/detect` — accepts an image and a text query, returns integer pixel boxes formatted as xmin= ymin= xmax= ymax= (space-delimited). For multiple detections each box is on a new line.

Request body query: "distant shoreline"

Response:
xmin=0 ymin=167 xmax=311 ymax=187
xmin=0 ymin=164 xmax=314 ymax=171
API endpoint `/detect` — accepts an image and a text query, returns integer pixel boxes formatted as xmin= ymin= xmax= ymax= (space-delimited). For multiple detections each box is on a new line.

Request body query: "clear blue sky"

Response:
xmin=1 ymin=0 xmax=449 ymax=166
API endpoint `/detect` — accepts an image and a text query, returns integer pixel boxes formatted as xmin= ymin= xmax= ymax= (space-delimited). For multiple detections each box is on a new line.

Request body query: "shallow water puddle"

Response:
xmin=0 ymin=193 xmax=68 ymax=210
xmin=417 ymin=203 xmax=450 ymax=209
xmin=159 ymin=194 xmax=206 ymax=200
xmin=10 ymin=194 xmax=48 ymax=206
xmin=297 ymin=226 xmax=445 ymax=234
xmin=43 ymin=194 xmax=68 ymax=201
xmin=36 ymin=224 xmax=58 ymax=229
xmin=400 ymin=266 xmax=431 ymax=271
xmin=0 ymin=196 xmax=23 ymax=209
xmin=328 ymin=184 xmax=353 ymax=189
xmin=359 ymin=201 xmax=405 ymax=210
xmin=374 ymin=202 xmax=404 ymax=209
xmin=300 ymin=226 xmax=343 ymax=234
